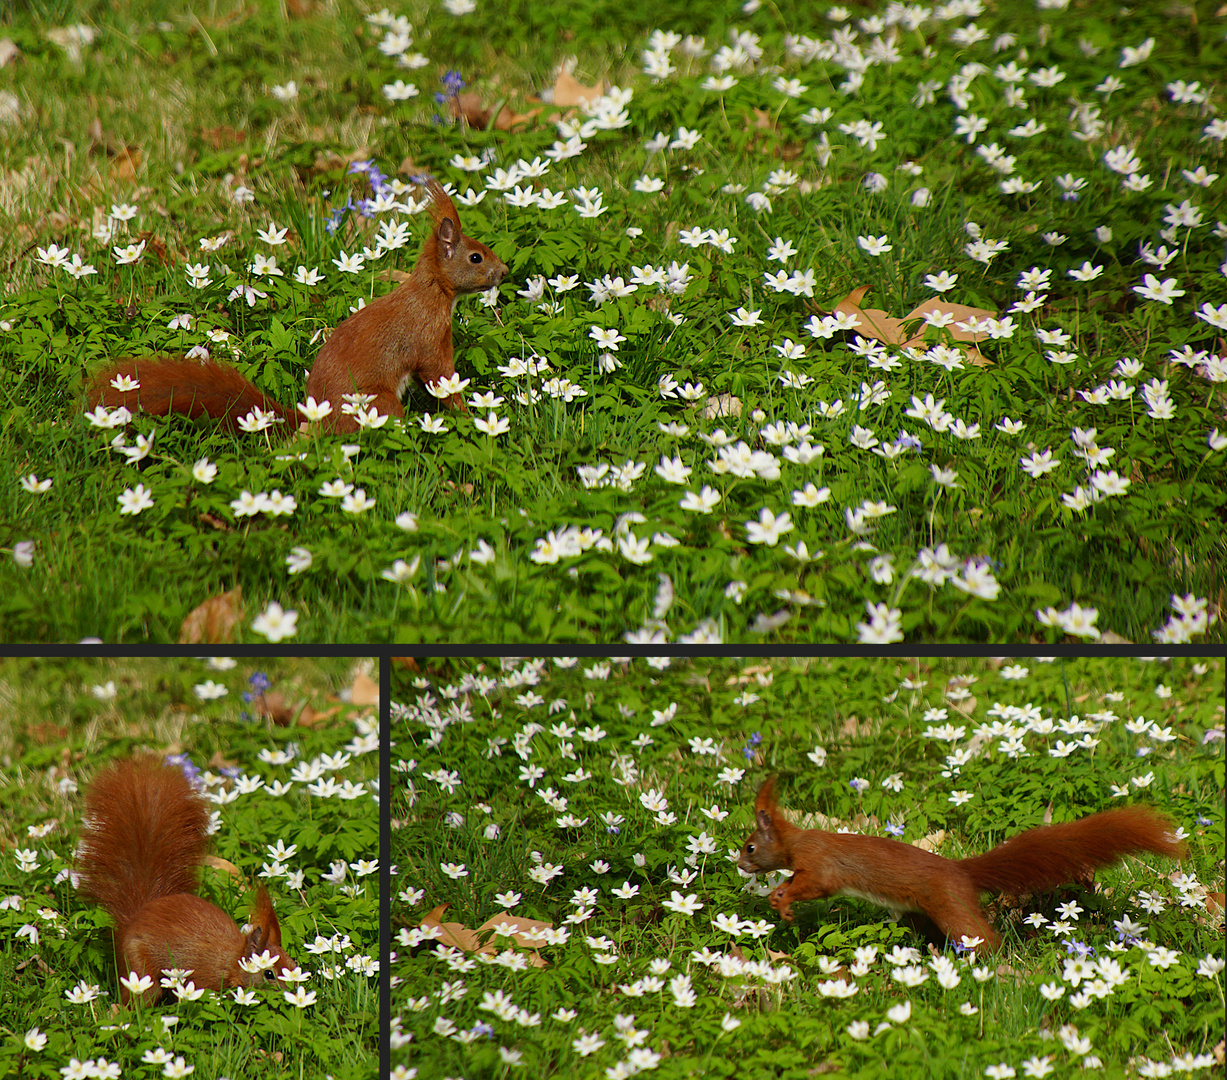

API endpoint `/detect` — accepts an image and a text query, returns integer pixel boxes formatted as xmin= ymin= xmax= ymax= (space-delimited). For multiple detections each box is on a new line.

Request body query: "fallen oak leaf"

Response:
xmin=199 ymin=125 xmax=247 ymax=150
xmin=349 ymin=670 xmax=379 ymax=707
xmin=197 ymin=511 xmax=232 ymax=531
xmin=421 ymin=905 xmax=480 ymax=951
xmin=832 ymin=292 xmax=914 ymax=345
xmin=900 ymin=298 xmax=999 ymax=348
xmin=476 ymin=912 xmax=554 ymax=952
xmin=312 ymin=146 xmax=375 ymax=178
xmin=831 ymin=289 xmax=997 ymax=363
xmin=449 ymin=92 xmax=494 ymax=129
xmin=135 ymin=230 xmax=171 ymax=267
xmin=202 ymin=854 xmax=244 ymax=881
xmin=702 ymin=393 xmax=741 ymax=420
xmin=550 ymin=70 xmax=605 ymax=106
xmin=251 ymin=690 xmax=301 ymax=727
xmin=750 ymin=107 xmax=776 ymax=131
xmin=108 ymin=147 xmax=143 ymax=183
xmin=178 ymin=586 xmax=242 ymax=643
xmin=450 ymin=92 xmax=543 ymax=133
xmin=493 ymin=103 xmax=544 ymax=132
xmin=420 ymin=905 xmax=551 ymax=967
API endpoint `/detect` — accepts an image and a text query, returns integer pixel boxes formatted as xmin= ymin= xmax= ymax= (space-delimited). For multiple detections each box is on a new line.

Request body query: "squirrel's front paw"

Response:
xmin=768 ymin=885 xmax=795 ymax=922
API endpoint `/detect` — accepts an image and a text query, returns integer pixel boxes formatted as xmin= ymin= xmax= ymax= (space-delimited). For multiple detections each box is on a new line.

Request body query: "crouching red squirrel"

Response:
xmin=88 ymin=178 xmax=508 ymax=434
xmin=738 ymin=776 xmax=1187 ymax=951
xmin=77 ymin=755 xmax=294 ymax=1004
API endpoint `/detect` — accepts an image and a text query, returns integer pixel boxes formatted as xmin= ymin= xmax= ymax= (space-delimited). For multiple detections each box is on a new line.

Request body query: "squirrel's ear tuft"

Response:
xmin=423 ymin=178 xmax=461 ymax=232
xmin=248 ymin=886 xmax=282 ymax=946
xmin=755 ymin=776 xmax=778 ymax=812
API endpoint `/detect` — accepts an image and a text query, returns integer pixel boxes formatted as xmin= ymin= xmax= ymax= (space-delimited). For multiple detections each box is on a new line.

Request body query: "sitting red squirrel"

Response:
xmin=738 ymin=776 xmax=1187 ymax=951
xmin=88 ymin=178 xmax=508 ymax=434
xmin=77 ymin=755 xmax=295 ymax=1004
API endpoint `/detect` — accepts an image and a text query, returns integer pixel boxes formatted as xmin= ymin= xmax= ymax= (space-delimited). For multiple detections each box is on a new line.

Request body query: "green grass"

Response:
xmin=0 ymin=656 xmax=379 ymax=1080
xmin=393 ymin=654 xmax=1225 ymax=1079
xmin=0 ymin=0 xmax=1224 ymax=642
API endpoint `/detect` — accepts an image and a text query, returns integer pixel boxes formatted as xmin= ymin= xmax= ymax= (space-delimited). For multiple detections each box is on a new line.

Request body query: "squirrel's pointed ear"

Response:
xmin=248 ymin=887 xmax=282 ymax=949
xmin=436 ymin=216 xmax=458 ymax=260
xmin=755 ymin=776 xmax=778 ymax=812
xmin=246 ymin=924 xmax=268 ymax=955
xmin=424 ymin=178 xmax=460 ymax=230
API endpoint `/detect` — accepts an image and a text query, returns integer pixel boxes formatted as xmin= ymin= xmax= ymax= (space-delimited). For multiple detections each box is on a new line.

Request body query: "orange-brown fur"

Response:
xmin=78 ymin=756 xmax=293 ymax=1003
xmin=738 ymin=776 xmax=1186 ymax=951
xmin=88 ymin=357 xmax=296 ymax=432
xmin=89 ymin=179 xmax=507 ymax=434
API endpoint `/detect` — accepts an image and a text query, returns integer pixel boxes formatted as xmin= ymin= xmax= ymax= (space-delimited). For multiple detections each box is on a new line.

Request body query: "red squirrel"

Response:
xmin=77 ymin=755 xmax=294 ymax=1004
xmin=738 ymin=776 xmax=1187 ymax=951
xmin=88 ymin=178 xmax=508 ymax=434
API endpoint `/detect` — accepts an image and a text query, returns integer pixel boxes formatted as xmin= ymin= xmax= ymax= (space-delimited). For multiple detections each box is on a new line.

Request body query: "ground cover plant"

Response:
xmin=0 ymin=656 xmax=380 ymax=1080
xmin=392 ymin=654 xmax=1224 ymax=1079
xmin=0 ymin=0 xmax=1224 ymax=643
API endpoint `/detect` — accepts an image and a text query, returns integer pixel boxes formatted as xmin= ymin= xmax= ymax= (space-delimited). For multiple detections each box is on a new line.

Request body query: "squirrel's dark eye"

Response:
xmin=264 ymin=969 xmax=277 ymax=981
xmin=746 ymin=843 xmax=755 ymax=853
xmin=470 ymin=252 xmax=483 ymax=264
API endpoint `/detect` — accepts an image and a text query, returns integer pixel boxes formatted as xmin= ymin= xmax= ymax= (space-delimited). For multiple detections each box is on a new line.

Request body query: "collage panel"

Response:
xmin=389 ymin=654 xmax=1223 ymax=1079
xmin=0 ymin=655 xmax=380 ymax=1080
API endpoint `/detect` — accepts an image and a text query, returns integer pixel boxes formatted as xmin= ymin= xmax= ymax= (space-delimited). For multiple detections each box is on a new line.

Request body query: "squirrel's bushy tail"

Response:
xmin=90 ymin=357 xmax=298 ymax=430
xmin=958 ymin=807 xmax=1186 ymax=895
xmin=77 ymin=756 xmax=210 ymax=927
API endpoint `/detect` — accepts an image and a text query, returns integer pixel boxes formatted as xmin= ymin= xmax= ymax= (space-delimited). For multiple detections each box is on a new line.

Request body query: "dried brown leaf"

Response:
xmin=294 ymin=705 xmax=325 ymax=728
xmin=350 ymin=671 xmax=380 ymax=707
xmin=254 ymin=690 xmax=299 ymax=726
xmin=750 ymin=107 xmax=775 ymax=131
xmin=702 ymin=393 xmax=741 ymax=420
xmin=493 ymin=104 xmax=544 ymax=132
xmin=832 ymin=289 xmax=998 ymax=362
xmin=109 ymin=149 xmax=141 ymax=182
xmin=450 ymin=92 xmax=494 ymax=129
xmin=200 ymin=125 xmax=247 ymax=150
xmin=202 ymin=854 xmax=243 ymax=879
xmin=178 ymin=586 xmax=242 ymax=643
xmin=552 ymin=70 xmax=605 ymax=106
xmin=421 ymin=905 xmax=551 ymax=967
xmin=136 ymin=230 xmax=170 ymax=266
xmin=475 ymin=912 xmax=554 ymax=947
xmin=313 ymin=147 xmax=374 ymax=176
xmin=725 ymin=662 xmax=775 ymax=685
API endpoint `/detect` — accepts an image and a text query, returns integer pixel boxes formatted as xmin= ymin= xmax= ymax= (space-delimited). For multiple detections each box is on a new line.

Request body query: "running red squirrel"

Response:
xmin=88 ymin=178 xmax=508 ymax=434
xmin=77 ymin=755 xmax=294 ymax=1004
xmin=738 ymin=776 xmax=1187 ymax=951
